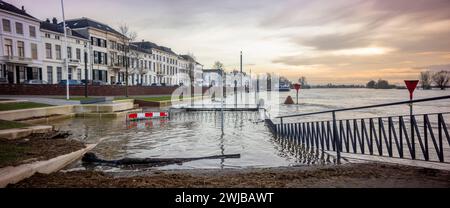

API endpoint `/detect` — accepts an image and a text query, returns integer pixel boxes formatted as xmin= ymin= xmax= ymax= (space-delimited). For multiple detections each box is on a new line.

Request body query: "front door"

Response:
xmin=7 ymin=71 xmax=13 ymax=84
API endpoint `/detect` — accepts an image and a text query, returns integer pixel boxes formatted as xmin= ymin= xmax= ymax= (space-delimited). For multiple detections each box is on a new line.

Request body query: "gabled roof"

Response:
xmin=40 ymin=21 xmax=88 ymax=40
xmin=180 ymin=55 xmax=196 ymax=62
xmin=63 ymin=17 xmax=125 ymax=38
xmin=0 ymin=1 xmax=39 ymax=21
xmin=129 ymin=43 xmax=151 ymax=54
xmin=132 ymin=41 xmax=177 ymax=56
xmin=179 ymin=55 xmax=203 ymax=66
xmin=203 ymin=69 xmax=224 ymax=73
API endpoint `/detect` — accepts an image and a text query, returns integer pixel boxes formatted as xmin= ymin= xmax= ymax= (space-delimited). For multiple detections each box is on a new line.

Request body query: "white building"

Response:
xmin=65 ymin=17 xmax=128 ymax=85
xmin=40 ymin=18 xmax=90 ymax=84
xmin=0 ymin=1 xmax=206 ymax=87
xmin=203 ymin=68 xmax=224 ymax=87
xmin=133 ymin=41 xmax=182 ymax=86
xmin=179 ymin=54 xmax=203 ymax=87
xmin=195 ymin=62 xmax=204 ymax=86
xmin=0 ymin=2 xmax=43 ymax=84
xmin=129 ymin=43 xmax=155 ymax=85
xmin=177 ymin=55 xmax=189 ymax=86
xmin=226 ymin=70 xmax=251 ymax=88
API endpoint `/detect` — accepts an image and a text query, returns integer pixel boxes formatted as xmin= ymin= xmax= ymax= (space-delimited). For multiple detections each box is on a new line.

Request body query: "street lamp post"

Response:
xmin=84 ymin=44 xmax=88 ymax=98
xmin=61 ymin=0 xmax=69 ymax=100
xmin=404 ymin=80 xmax=419 ymax=160
xmin=125 ymin=48 xmax=129 ymax=97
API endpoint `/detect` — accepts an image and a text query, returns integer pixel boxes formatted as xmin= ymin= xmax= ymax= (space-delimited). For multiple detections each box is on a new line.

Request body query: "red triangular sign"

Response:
xmin=404 ymin=80 xmax=419 ymax=100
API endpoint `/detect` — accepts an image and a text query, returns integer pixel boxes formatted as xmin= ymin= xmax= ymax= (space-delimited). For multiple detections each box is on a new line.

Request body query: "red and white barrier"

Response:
xmin=127 ymin=112 xmax=169 ymax=121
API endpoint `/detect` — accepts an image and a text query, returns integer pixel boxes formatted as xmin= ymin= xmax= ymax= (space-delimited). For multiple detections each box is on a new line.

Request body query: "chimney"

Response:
xmin=45 ymin=18 xmax=50 ymax=23
xmin=52 ymin=17 xmax=58 ymax=24
xmin=21 ymin=6 xmax=25 ymax=12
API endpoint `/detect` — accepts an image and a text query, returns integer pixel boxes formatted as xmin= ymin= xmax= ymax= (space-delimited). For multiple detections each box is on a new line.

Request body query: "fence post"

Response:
xmin=280 ymin=117 xmax=284 ymax=138
xmin=332 ymin=111 xmax=341 ymax=164
xmin=411 ymin=114 xmax=416 ymax=160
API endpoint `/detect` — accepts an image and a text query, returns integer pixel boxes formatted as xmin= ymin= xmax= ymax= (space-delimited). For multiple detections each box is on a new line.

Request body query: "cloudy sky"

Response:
xmin=9 ymin=0 xmax=450 ymax=84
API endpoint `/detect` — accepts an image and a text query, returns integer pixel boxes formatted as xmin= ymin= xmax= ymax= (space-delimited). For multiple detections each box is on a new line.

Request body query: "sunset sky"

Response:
xmin=8 ymin=0 xmax=450 ymax=84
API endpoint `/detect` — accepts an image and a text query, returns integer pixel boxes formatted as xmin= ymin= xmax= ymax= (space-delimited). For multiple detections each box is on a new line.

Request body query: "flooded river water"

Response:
xmin=49 ymin=88 xmax=450 ymax=171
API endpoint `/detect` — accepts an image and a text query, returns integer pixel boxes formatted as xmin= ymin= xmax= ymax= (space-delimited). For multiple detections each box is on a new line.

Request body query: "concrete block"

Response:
xmin=0 ymin=144 xmax=97 ymax=188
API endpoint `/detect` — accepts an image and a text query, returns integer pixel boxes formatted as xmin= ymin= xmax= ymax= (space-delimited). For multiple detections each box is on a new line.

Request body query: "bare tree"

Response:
xmin=118 ymin=23 xmax=137 ymax=97
xmin=420 ymin=71 xmax=432 ymax=90
xmin=187 ymin=52 xmax=197 ymax=62
xmin=213 ymin=61 xmax=224 ymax=70
xmin=432 ymin=70 xmax=450 ymax=90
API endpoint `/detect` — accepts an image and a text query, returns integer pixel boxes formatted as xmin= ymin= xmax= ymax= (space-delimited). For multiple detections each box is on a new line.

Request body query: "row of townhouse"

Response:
xmin=203 ymin=69 xmax=252 ymax=88
xmin=0 ymin=1 xmax=204 ymax=86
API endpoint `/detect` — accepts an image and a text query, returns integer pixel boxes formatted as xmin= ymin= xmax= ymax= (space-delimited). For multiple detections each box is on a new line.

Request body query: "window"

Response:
xmin=103 ymin=53 xmax=107 ymax=65
xmin=57 ymin=67 xmax=62 ymax=82
xmin=76 ymin=48 xmax=81 ymax=60
xmin=55 ymin=35 xmax=60 ymax=40
xmin=0 ymin=65 xmax=4 ymax=78
xmin=45 ymin=33 xmax=51 ymax=38
xmin=45 ymin=43 xmax=52 ymax=59
xmin=110 ymin=52 xmax=115 ymax=66
xmin=77 ymin=69 xmax=82 ymax=80
xmin=31 ymin=43 xmax=38 ymax=59
xmin=17 ymin=41 xmax=25 ymax=57
xmin=68 ymin=68 xmax=72 ymax=80
xmin=67 ymin=47 xmax=72 ymax=59
xmin=15 ymin=22 xmax=23 ymax=34
xmin=55 ymin=45 xmax=61 ymax=60
xmin=94 ymin=51 xmax=107 ymax=65
xmin=4 ymin=39 xmax=13 ymax=56
xmin=47 ymin=66 xmax=53 ymax=84
xmin=2 ymin=19 xmax=11 ymax=32
xmin=94 ymin=51 xmax=99 ymax=64
xmin=29 ymin=26 xmax=36 ymax=37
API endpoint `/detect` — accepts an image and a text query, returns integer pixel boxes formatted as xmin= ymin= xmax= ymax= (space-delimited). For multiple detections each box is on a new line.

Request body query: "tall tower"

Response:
xmin=240 ymin=51 xmax=243 ymax=73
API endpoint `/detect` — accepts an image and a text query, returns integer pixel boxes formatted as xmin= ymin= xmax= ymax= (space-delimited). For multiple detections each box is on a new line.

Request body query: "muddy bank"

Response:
xmin=9 ymin=163 xmax=450 ymax=188
xmin=0 ymin=132 xmax=86 ymax=168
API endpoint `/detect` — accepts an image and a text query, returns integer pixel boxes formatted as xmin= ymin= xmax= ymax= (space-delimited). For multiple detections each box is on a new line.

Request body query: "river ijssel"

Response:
xmin=51 ymin=89 xmax=450 ymax=171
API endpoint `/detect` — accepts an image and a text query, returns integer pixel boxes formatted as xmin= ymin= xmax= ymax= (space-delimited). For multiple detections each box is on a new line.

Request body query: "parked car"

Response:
xmin=24 ymin=79 xmax=48 ymax=85
xmin=81 ymin=80 xmax=91 ymax=85
xmin=58 ymin=80 xmax=82 ymax=86
xmin=115 ymin=82 xmax=125 ymax=86
xmin=161 ymin=83 xmax=167 ymax=87
xmin=92 ymin=80 xmax=109 ymax=86
xmin=0 ymin=77 xmax=8 ymax=84
xmin=151 ymin=83 xmax=158 ymax=86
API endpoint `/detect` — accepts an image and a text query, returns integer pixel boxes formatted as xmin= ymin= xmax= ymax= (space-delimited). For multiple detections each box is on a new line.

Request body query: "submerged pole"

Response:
xmin=221 ymin=70 xmax=225 ymax=133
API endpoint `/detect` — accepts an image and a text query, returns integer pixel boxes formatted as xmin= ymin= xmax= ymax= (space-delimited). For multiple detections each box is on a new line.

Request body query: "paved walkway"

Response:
xmin=0 ymin=96 xmax=80 ymax=106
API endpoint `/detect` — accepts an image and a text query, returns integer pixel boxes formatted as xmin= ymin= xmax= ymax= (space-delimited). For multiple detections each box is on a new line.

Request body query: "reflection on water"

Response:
xmin=58 ymin=111 xmax=330 ymax=172
xmin=54 ymin=89 xmax=450 ymax=171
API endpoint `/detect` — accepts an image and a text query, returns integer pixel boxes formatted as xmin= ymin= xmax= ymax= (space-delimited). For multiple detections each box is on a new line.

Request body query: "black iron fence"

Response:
xmin=268 ymin=95 xmax=450 ymax=163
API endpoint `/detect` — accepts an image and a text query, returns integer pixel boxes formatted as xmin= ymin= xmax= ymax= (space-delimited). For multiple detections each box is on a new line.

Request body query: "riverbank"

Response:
xmin=9 ymin=163 xmax=450 ymax=188
xmin=0 ymin=132 xmax=85 ymax=168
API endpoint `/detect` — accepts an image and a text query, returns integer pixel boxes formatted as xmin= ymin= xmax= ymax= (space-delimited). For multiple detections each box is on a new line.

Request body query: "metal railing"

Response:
xmin=268 ymin=95 xmax=450 ymax=163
